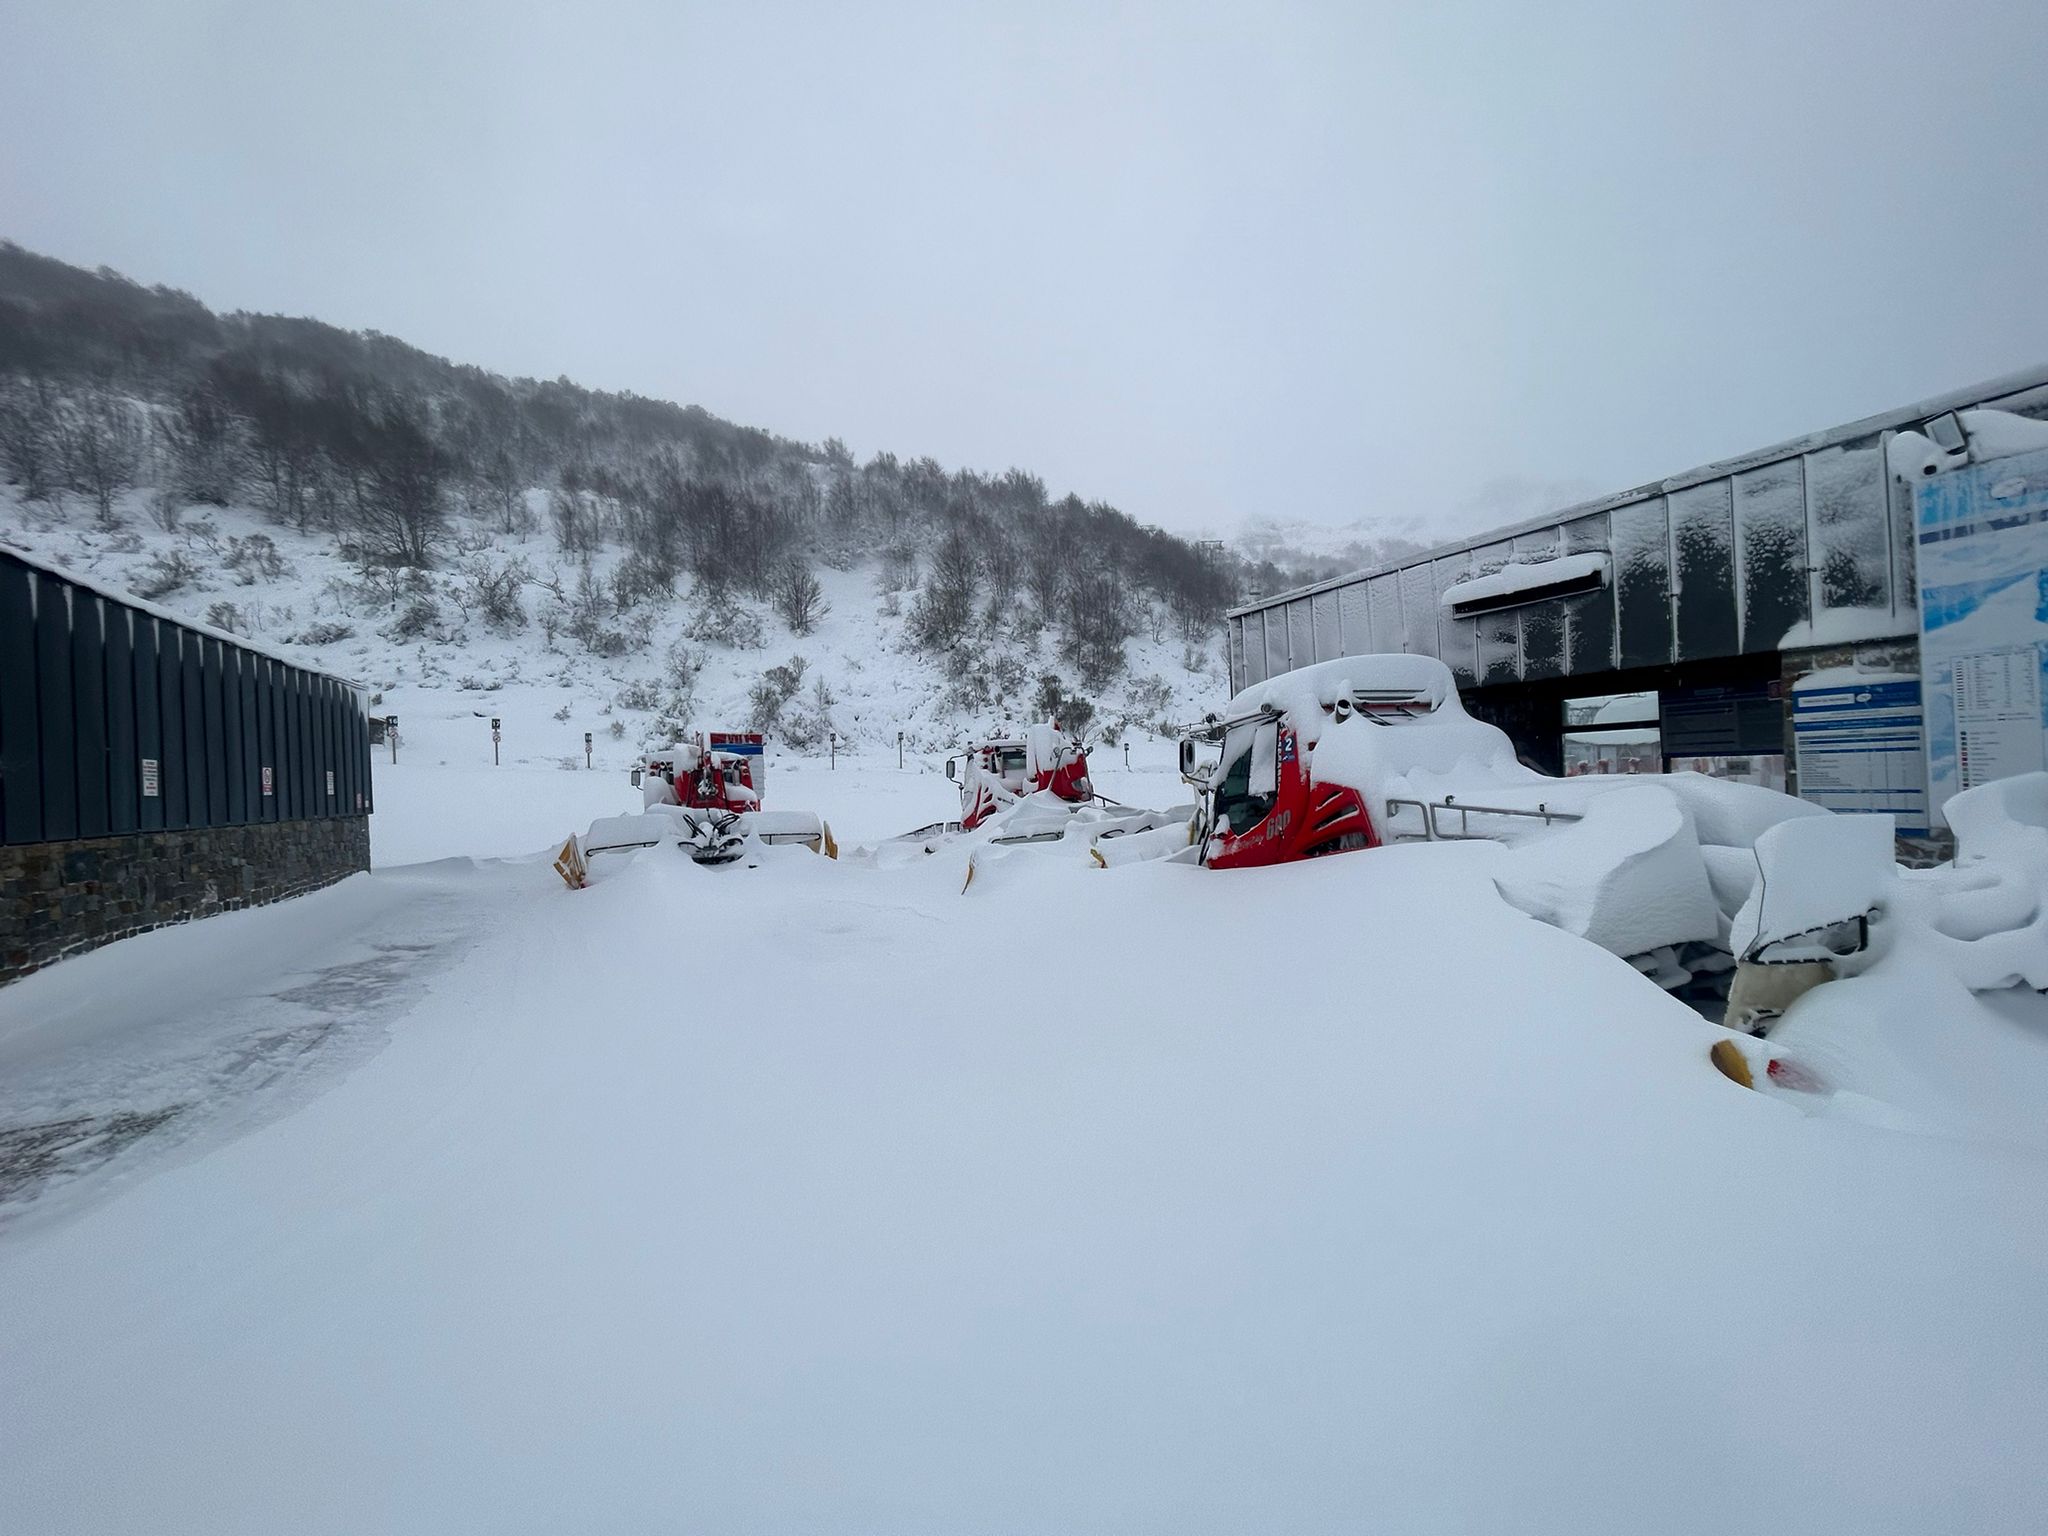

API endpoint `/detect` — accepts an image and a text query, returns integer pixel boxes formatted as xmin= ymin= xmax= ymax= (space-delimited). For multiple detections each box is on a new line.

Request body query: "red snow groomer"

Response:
xmin=643 ymin=731 xmax=766 ymax=820
xmin=1176 ymin=659 xmax=1447 ymax=868
xmin=556 ymin=730 xmax=833 ymax=885
xmin=948 ymin=722 xmax=1096 ymax=830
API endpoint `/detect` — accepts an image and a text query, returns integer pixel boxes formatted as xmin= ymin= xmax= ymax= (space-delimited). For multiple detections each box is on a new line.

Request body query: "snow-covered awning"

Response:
xmin=1440 ymin=553 xmax=1610 ymax=617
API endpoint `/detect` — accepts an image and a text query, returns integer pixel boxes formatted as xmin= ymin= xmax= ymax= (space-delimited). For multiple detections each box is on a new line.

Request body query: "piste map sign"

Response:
xmin=1916 ymin=443 xmax=2048 ymax=827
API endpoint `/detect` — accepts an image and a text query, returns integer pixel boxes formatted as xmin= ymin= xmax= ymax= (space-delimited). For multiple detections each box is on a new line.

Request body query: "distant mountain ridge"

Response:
xmin=1225 ymin=472 xmax=1605 ymax=595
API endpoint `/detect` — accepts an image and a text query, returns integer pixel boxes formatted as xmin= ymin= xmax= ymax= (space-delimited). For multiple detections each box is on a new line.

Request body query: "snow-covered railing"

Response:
xmin=1383 ymin=795 xmax=1584 ymax=842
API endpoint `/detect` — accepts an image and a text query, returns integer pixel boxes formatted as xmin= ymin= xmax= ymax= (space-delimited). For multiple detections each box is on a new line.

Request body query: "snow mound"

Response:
xmin=1492 ymin=785 xmax=1719 ymax=959
xmin=1750 ymin=774 xmax=2048 ymax=1145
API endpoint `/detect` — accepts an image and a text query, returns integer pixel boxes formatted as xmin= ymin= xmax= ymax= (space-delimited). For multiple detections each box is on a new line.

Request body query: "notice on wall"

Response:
xmin=1792 ymin=675 xmax=1928 ymax=832
xmin=1953 ymin=646 xmax=2046 ymax=790
xmin=140 ymin=758 xmax=159 ymax=798
xmin=261 ymin=764 xmax=274 ymax=797
xmin=1916 ymin=443 xmax=2048 ymax=827
xmin=326 ymin=769 xmax=336 ymax=798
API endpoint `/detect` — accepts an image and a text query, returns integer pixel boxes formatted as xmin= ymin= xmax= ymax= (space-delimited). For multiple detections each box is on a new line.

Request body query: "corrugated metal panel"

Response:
xmin=0 ymin=549 xmax=371 ymax=848
xmin=1337 ymin=581 xmax=1371 ymax=657
xmin=1311 ymin=590 xmax=1341 ymax=663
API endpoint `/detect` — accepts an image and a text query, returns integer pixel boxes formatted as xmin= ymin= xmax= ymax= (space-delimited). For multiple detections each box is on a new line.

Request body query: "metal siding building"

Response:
xmin=2 ymin=548 xmax=373 ymax=981
xmin=1 ymin=551 xmax=372 ymax=845
xmin=1223 ymin=367 xmax=2048 ymax=795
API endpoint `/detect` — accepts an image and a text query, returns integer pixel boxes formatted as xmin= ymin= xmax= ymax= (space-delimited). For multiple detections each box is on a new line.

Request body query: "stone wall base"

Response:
xmin=1 ymin=817 xmax=370 ymax=986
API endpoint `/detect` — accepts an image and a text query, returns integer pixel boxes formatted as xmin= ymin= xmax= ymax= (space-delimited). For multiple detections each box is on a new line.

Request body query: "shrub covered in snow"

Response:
xmin=224 ymin=533 xmax=288 ymax=584
xmin=131 ymin=548 xmax=200 ymax=599
xmin=684 ymin=589 xmax=768 ymax=650
xmin=387 ymin=595 xmax=442 ymax=642
xmin=748 ymin=654 xmax=810 ymax=732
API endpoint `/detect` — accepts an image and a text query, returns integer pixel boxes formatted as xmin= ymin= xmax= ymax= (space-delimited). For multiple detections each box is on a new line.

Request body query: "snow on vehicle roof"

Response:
xmin=1437 ymin=553 xmax=1609 ymax=611
xmin=1222 ymin=653 xmax=1455 ymax=721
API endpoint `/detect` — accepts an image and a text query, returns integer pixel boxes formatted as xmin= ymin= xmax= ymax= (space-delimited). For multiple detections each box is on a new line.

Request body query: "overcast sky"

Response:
xmin=4 ymin=1 xmax=2046 ymax=538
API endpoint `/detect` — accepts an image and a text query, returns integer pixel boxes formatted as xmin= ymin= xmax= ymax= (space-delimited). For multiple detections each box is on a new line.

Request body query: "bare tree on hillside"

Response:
xmin=0 ymin=375 xmax=62 ymax=502
xmin=909 ymin=528 xmax=979 ymax=650
xmin=63 ymin=388 xmax=145 ymax=528
xmin=157 ymin=383 xmax=247 ymax=506
xmin=1060 ymin=565 xmax=1133 ymax=690
xmin=771 ymin=557 xmax=829 ymax=635
xmin=480 ymin=451 xmax=530 ymax=535
xmin=351 ymin=404 xmax=447 ymax=567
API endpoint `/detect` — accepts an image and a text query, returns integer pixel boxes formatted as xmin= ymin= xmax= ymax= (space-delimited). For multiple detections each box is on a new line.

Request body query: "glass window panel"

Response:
xmin=1804 ymin=436 xmax=1889 ymax=613
xmin=1670 ymin=479 xmax=1738 ymax=659
xmin=1561 ymin=514 xmax=1614 ymax=673
xmin=1733 ymin=460 xmax=1808 ymax=652
xmin=1611 ymin=496 xmax=1672 ymax=668
xmin=1464 ymin=540 xmax=1519 ymax=684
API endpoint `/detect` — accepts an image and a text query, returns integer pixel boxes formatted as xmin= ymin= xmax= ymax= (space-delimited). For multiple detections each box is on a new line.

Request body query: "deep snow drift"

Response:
xmin=3 ymin=762 xmax=2048 ymax=1534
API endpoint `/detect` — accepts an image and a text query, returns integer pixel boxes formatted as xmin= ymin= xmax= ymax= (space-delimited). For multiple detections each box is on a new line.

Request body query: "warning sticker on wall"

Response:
xmin=141 ymin=758 xmax=159 ymax=798
xmin=262 ymin=765 xmax=273 ymax=796
xmin=326 ymin=769 xmax=336 ymax=797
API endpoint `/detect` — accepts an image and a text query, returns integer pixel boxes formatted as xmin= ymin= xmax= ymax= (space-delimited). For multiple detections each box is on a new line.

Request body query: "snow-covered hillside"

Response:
xmin=0 ymin=486 xmax=1229 ymax=798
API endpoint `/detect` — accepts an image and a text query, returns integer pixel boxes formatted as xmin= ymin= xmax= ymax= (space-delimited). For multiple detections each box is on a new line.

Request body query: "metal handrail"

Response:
xmin=1383 ymin=794 xmax=1584 ymax=842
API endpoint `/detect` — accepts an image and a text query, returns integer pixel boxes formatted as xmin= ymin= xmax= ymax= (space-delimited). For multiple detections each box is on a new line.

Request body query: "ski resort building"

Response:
xmin=1225 ymin=366 xmax=2048 ymax=853
xmin=0 ymin=548 xmax=372 ymax=983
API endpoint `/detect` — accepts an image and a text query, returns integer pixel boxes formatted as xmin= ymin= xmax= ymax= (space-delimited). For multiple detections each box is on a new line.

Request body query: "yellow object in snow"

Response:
xmin=1709 ymin=1037 xmax=1754 ymax=1089
xmin=554 ymin=837 xmax=588 ymax=891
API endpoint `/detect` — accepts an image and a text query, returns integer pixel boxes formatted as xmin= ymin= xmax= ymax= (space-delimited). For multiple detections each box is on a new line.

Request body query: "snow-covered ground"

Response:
xmin=7 ymin=484 xmax=2048 ymax=1531
xmin=4 ymin=752 xmax=2048 ymax=1533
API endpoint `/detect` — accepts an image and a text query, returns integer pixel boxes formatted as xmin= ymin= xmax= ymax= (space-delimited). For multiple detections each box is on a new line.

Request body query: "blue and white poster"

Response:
xmin=1916 ymin=444 xmax=2048 ymax=827
xmin=1792 ymin=676 xmax=1928 ymax=832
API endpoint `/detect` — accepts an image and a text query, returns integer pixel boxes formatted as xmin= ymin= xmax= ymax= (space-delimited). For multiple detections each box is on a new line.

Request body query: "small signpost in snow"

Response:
xmin=830 ymin=731 xmax=837 ymax=769
xmin=584 ymin=731 xmax=593 ymax=770
xmin=491 ymin=717 xmax=501 ymax=767
xmin=898 ymin=730 xmax=904 ymax=770
xmin=387 ymin=716 xmax=398 ymax=764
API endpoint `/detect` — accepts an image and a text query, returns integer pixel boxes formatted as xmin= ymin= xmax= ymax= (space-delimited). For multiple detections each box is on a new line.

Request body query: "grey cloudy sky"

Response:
xmin=5 ymin=0 xmax=2046 ymax=538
